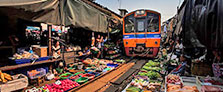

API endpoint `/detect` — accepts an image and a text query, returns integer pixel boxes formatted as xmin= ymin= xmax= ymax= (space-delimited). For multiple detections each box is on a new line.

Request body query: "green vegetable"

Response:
xmin=154 ymin=59 xmax=159 ymax=62
xmin=145 ymin=60 xmax=160 ymax=67
xmin=149 ymin=80 xmax=161 ymax=83
xmin=115 ymin=59 xmax=126 ymax=63
xmin=142 ymin=66 xmax=161 ymax=71
xmin=138 ymin=72 xmax=147 ymax=76
xmin=126 ymin=87 xmax=141 ymax=92
xmin=146 ymin=71 xmax=161 ymax=80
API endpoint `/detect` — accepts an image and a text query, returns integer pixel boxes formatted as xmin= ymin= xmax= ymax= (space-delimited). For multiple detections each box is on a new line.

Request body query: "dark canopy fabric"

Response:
xmin=62 ymin=0 xmax=108 ymax=33
xmin=177 ymin=0 xmax=223 ymax=50
xmin=0 ymin=0 xmax=108 ymax=33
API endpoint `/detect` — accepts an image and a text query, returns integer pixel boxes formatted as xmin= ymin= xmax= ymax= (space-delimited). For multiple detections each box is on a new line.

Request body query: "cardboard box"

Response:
xmin=33 ymin=46 xmax=48 ymax=57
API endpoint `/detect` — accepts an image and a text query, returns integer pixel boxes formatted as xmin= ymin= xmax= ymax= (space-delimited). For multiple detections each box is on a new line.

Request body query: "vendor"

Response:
xmin=96 ymin=34 xmax=102 ymax=49
xmin=90 ymin=46 xmax=101 ymax=58
xmin=52 ymin=41 xmax=61 ymax=59
xmin=174 ymin=39 xmax=183 ymax=57
xmin=91 ymin=32 xmax=95 ymax=46
xmin=78 ymin=46 xmax=91 ymax=56
xmin=100 ymin=36 xmax=107 ymax=58
xmin=171 ymin=54 xmax=190 ymax=75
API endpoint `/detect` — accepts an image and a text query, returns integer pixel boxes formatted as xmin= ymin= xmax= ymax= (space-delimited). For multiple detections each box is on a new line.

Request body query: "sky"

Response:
xmin=95 ymin=0 xmax=183 ymax=22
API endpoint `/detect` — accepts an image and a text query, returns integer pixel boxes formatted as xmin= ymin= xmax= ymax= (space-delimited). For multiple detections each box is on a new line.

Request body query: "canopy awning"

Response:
xmin=0 ymin=0 xmax=47 ymax=6
xmin=0 ymin=0 xmax=108 ymax=33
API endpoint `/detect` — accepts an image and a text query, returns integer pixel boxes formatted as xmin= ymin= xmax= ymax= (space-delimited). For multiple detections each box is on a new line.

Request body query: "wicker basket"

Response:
xmin=0 ymin=74 xmax=28 ymax=92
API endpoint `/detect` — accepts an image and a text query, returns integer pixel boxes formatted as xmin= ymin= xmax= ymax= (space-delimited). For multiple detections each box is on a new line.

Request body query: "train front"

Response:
xmin=123 ymin=9 xmax=161 ymax=58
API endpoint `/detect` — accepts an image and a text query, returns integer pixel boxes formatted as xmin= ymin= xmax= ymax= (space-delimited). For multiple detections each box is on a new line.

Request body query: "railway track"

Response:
xmin=70 ymin=57 xmax=149 ymax=92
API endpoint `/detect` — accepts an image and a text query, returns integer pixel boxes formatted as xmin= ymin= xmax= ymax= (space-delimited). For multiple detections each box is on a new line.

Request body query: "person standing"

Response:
xmin=91 ymin=32 xmax=95 ymax=47
xmin=101 ymin=36 xmax=107 ymax=58
xmin=96 ymin=35 xmax=101 ymax=49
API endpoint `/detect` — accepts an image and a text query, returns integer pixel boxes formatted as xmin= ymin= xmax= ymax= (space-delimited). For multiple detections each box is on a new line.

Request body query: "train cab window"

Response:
xmin=136 ymin=19 xmax=145 ymax=32
xmin=147 ymin=13 xmax=159 ymax=32
xmin=124 ymin=15 xmax=135 ymax=33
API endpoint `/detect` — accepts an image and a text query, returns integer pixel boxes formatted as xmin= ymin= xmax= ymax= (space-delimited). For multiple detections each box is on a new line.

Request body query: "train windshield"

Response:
xmin=124 ymin=15 xmax=135 ymax=33
xmin=147 ymin=13 xmax=159 ymax=32
xmin=136 ymin=19 xmax=145 ymax=32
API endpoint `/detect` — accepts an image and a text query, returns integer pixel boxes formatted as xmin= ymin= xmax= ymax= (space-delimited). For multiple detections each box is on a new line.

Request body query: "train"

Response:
xmin=122 ymin=9 xmax=161 ymax=58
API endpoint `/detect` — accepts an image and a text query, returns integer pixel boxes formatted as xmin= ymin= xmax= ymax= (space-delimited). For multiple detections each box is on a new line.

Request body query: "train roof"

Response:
xmin=124 ymin=9 xmax=161 ymax=18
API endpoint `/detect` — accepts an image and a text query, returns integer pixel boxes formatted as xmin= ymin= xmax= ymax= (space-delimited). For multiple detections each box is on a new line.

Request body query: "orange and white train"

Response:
xmin=123 ymin=9 xmax=161 ymax=58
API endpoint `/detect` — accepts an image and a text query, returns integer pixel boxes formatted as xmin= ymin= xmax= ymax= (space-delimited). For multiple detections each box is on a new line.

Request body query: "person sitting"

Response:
xmin=90 ymin=46 xmax=101 ymax=58
xmin=52 ymin=41 xmax=61 ymax=59
xmin=78 ymin=46 xmax=91 ymax=56
xmin=171 ymin=54 xmax=189 ymax=75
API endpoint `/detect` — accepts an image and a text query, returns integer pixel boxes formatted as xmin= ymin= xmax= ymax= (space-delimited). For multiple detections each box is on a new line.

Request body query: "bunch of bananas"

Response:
xmin=0 ymin=71 xmax=12 ymax=83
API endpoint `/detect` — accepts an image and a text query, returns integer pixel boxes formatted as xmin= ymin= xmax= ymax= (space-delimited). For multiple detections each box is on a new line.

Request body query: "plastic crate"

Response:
xmin=59 ymin=73 xmax=73 ymax=80
xmin=36 ymin=56 xmax=51 ymax=62
xmin=11 ymin=59 xmax=31 ymax=65
xmin=196 ymin=76 xmax=223 ymax=89
xmin=107 ymin=63 xmax=119 ymax=68
xmin=27 ymin=68 xmax=46 ymax=79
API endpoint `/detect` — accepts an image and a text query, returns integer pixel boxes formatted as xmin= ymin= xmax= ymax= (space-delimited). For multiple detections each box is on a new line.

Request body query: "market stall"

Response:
xmin=23 ymin=58 xmax=125 ymax=92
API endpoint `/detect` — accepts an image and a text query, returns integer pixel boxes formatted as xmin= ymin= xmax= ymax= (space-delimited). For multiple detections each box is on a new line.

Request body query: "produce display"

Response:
xmin=166 ymin=74 xmax=199 ymax=92
xmin=59 ymin=73 xmax=73 ymax=80
xmin=27 ymin=68 xmax=46 ymax=79
xmin=126 ymin=86 xmax=141 ymax=92
xmin=167 ymin=84 xmax=199 ymax=92
xmin=44 ymin=79 xmax=80 ymax=92
xmin=104 ymin=43 xmax=121 ymax=59
xmin=114 ymin=59 xmax=126 ymax=63
xmin=137 ymin=60 xmax=161 ymax=80
xmin=12 ymin=51 xmax=39 ymax=60
xmin=201 ymin=85 xmax=223 ymax=92
xmin=83 ymin=58 xmax=113 ymax=65
xmin=25 ymin=58 xmax=122 ymax=92
xmin=138 ymin=71 xmax=161 ymax=80
xmin=142 ymin=66 xmax=162 ymax=72
xmin=166 ymin=74 xmax=182 ymax=85
xmin=145 ymin=60 xmax=160 ymax=67
xmin=125 ymin=60 xmax=162 ymax=92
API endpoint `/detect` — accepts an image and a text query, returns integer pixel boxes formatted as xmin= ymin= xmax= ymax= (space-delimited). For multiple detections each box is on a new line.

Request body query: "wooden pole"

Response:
xmin=48 ymin=25 xmax=52 ymax=56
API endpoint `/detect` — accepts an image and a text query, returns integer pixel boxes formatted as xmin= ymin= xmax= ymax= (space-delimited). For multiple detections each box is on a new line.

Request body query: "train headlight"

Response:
xmin=141 ymin=10 xmax=145 ymax=14
xmin=136 ymin=10 xmax=145 ymax=15
xmin=155 ymin=41 xmax=158 ymax=44
xmin=136 ymin=11 xmax=140 ymax=14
